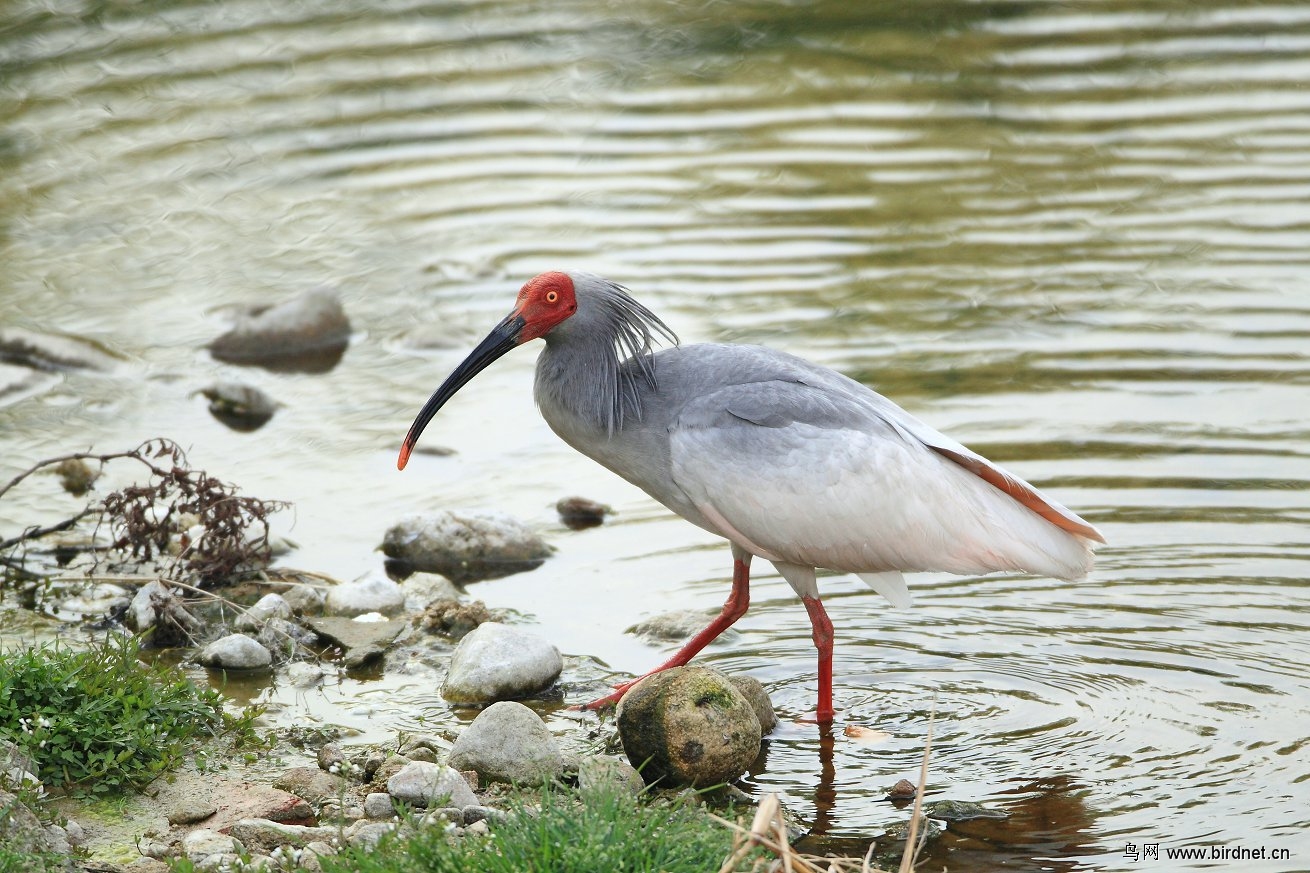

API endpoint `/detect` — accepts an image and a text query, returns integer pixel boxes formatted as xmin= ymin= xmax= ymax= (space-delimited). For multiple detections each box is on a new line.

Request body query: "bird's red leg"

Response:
xmin=579 ymin=552 xmax=752 ymax=712
xmin=802 ymin=595 xmax=835 ymax=724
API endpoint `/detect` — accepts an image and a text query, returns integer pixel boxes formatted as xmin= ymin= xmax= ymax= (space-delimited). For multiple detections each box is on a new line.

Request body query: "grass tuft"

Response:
xmin=321 ymin=781 xmax=758 ymax=873
xmin=0 ymin=635 xmax=229 ymax=795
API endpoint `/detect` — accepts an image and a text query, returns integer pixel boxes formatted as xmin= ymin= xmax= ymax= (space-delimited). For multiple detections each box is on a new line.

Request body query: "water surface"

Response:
xmin=3 ymin=2 xmax=1309 ymax=869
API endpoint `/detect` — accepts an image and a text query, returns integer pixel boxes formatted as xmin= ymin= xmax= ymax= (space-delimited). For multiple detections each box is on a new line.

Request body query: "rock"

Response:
xmin=442 ymin=622 xmax=563 ymax=704
xmin=199 ymin=633 xmax=273 ymax=670
xmin=304 ymin=616 xmax=405 ymax=668
xmin=576 ymin=756 xmax=645 ymax=798
xmin=397 ymin=735 xmax=448 ymax=758
xmin=209 ymin=286 xmax=350 ymax=373
xmin=555 ymin=496 xmax=611 ymax=529
xmin=448 ymin=701 xmax=563 ymax=784
xmin=465 ymin=818 xmax=490 ymax=835
xmin=236 ymin=593 xmax=294 ymax=630
xmin=615 ymin=666 xmax=762 ymax=787
xmin=923 ymin=799 xmax=1010 ymax=822
xmin=274 ymin=766 xmax=349 ymax=804
xmin=626 ymin=609 xmax=736 ymax=643
xmin=317 ymin=743 xmax=347 ymax=772
xmin=285 ymin=662 xmax=326 ymax=687
xmin=199 ymin=381 xmax=278 ymax=431
xmin=0 ymin=327 xmax=121 ymax=373
xmin=727 ymin=675 xmax=778 ymax=734
xmin=301 ymin=841 xmax=336 ymax=872
xmin=128 ymin=581 xmax=201 ymax=646
xmin=168 ymin=797 xmax=218 ymax=825
xmin=363 ymin=792 xmax=394 ymax=819
xmin=256 ymin=617 xmax=319 ymax=658
xmin=229 ymin=819 xmax=338 ymax=854
xmin=276 ymin=578 xmax=328 ymax=615
xmin=59 ymin=582 xmax=130 ymax=617
xmin=887 ymin=779 xmax=918 ymax=800
xmin=182 ymin=828 xmax=244 ymax=861
xmin=385 ymin=761 xmax=477 ymax=809
xmin=0 ymin=789 xmax=52 ymax=855
xmin=415 ymin=598 xmax=494 ymax=638
xmin=400 ymin=571 xmax=464 ymax=609
xmin=344 ymin=820 xmax=396 ymax=850
xmin=369 ymin=754 xmax=410 ymax=788
xmin=53 ymin=458 xmax=99 ymax=496
xmin=880 ymin=815 xmax=944 ymax=843
xmin=381 ymin=511 xmax=552 ymax=583
xmin=0 ymin=740 xmax=37 ymax=783
xmin=325 ymin=575 xmax=406 ymax=617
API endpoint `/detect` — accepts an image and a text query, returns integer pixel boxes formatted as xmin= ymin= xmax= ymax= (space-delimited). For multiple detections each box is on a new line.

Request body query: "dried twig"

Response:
xmin=897 ymin=704 xmax=936 ymax=873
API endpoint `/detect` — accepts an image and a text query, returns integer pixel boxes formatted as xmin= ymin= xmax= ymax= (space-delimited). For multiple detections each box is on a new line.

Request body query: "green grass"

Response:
xmin=320 ymin=782 xmax=757 ymax=873
xmin=0 ymin=635 xmax=230 ymax=795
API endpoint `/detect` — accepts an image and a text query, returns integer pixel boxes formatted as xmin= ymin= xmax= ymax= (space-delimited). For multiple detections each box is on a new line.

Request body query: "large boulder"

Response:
xmin=615 ymin=667 xmax=761 ymax=787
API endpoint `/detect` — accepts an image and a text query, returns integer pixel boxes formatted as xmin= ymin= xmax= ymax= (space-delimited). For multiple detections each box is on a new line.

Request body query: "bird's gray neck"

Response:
xmin=534 ymin=337 xmax=646 ymax=436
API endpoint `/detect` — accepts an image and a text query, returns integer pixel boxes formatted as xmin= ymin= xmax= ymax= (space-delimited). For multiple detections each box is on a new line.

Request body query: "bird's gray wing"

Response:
xmin=668 ymin=379 xmax=1095 ymax=587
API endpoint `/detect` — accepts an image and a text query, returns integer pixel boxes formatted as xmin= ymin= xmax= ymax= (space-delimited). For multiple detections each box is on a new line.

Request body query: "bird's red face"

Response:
xmin=513 ymin=271 xmax=578 ymax=342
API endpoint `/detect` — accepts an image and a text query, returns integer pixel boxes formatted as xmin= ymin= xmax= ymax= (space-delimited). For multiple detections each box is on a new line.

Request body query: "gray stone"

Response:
xmin=229 ymin=819 xmax=338 ymax=854
xmin=199 ymin=382 xmax=278 ymax=431
xmin=273 ymin=766 xmax=349 ymax=804
xmin=303 ymin=616 xmax=405 ymax=668
xmin=615 ymin=666 xmax=761 ymax=788
xmin=182 ymin=828 xmax=244 ymax=861
xmin=398 ymin=734 xmax=448 ymax=758
xmin=363 ymin=792 xmax=394 ymax=819
xmin=381 ymin=511 xmax=553 ymax=584
xmin=128 ymin=581 xmax=200 ymax=645
xmin=728 ymin=675 xmax=778 ymax=734
xmin=385 ymin=761 xmax=477 ymax=809
xmin=0 ymin=740 xmax=37 ymax=783
xmin=448 ymin=701 xmax=563 ymax=784
xmin=576 ymin=756 xmax=645 ymax=798
xmin=285 ymin=662 xmax=327 ymax=687
xmin=280 ymin=581 xmax=328 ymax=615
xmin=344 ymin=820 xmax=397 ymax=851
xmin=881 ymin=815 xmax=944 ymax=842
xmin=236 ymin=593 xmax=294 ymax=630
xmin=325 ymin=575 xmax=406 ymax=618
xmin=168 ymin=797 xmax=218 ymax=825
xmin=0 ymin=328 xmax=120 ymax=373
xmin=442 ymin=622 xmax=562 ymax=704
xmin=209 ymin=286 xmax=350 ymax=372
xmin=400 ymin=572 xmax=464 ymax=609
xmin=317 ymin=742 xmax=346 ymax=772
xmin=199 ymin=633 xmax=273 ymax=670
xmin=60 ymin=582 xmax=130 ymax=617
xmin=923 ymin=799 xmax=1010 ymax=822
xmin=626 ymin=610 xmax=733 ymax=643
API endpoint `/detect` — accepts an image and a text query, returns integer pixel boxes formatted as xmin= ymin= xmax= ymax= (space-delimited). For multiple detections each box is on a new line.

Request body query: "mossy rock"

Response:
xmin=615 ymin=667 xmax=761 ymax=787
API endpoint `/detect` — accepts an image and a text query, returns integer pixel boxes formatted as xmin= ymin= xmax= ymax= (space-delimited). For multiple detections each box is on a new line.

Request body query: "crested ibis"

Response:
xmin=398 ymin=271 xmax=1104 ymax=723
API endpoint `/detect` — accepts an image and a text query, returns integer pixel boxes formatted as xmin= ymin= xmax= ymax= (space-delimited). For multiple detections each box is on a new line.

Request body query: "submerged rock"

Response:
xmin=923 ymin=799 xmax=1010 ymax=822
xmin=199 ymin=633 xmax=273 ymax=670
xmin=626 ymin=609 xmax=734 ymax=643
xmin=381 ymin=511 xmax=553 ymax=584
xmin=448 ymin=701 xmax=563 ymax=784
xmin=615 ymin=666 xmax=761 ymax=788
xmin=53 ymin=458 xmax=99 ymax=496
xmin=209 ymin=286 xmax=350 ymax=373
xmin=442 ymin=622 xmax=562 ymax=704
xmin=199 ymin=381 xmax=278 ymax=431
xmin=555 ymin=496 xmax=611 ymax=529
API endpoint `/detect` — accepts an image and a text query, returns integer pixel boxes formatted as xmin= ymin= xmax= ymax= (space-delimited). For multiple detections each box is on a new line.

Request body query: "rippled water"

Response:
xmin=3 ymin=1 xmax=1310 ymax=869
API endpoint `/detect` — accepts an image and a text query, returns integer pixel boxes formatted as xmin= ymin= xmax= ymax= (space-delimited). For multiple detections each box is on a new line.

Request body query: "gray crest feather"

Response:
xmin=539 ymin=273 xmax=679 ymax=434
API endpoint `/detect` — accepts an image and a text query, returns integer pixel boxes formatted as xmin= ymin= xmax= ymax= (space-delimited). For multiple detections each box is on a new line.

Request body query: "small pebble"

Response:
xmin=555 ymin=496 xmax=611 ymax=529
xmin=887 ymin=779 xmax=918 ymax=800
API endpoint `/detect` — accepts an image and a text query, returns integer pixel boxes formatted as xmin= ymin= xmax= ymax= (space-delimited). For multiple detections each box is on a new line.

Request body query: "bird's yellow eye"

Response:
xmin=546 ymin=291 xmax=559 ymax=303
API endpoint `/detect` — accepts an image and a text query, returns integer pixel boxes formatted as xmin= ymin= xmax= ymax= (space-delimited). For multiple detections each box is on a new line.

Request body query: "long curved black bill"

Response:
xmin=397 ymin=312 xmax=525 ymax=470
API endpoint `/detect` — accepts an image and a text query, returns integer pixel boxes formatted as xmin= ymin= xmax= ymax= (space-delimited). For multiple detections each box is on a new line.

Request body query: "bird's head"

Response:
xmin=397 ymin=271 xmax=675 ymax=469
xmin=396 ymin=271 xmax=582 ymax=470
